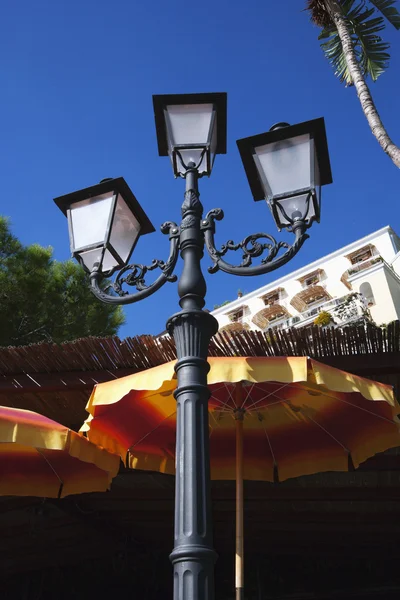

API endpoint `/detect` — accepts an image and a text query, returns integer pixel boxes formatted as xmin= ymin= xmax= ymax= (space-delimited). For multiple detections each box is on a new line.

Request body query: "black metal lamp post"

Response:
xmin=54 ymin=92 xmax=332 ymax=600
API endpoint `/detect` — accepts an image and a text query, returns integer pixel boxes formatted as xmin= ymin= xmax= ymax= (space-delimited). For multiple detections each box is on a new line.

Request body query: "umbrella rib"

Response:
xmin=244 ymin=382 xmax=318 ymax=413
xmin=329 ymin=394 xmax=398 ymax=425
xmin=277 ymin=383 xmax=397 ymax=425
xmin=211 ymin=383 xmax=230 ymax=395
xmin=245 ymin=384 xmax=291 ymax=412
xmin=224 ymin=383 xmax=238 ymax=408
xmin=128 ymin=411 xmax=177 ymax=451
xmin=209 ymin=410 xmax=225 ymax=427
xmin=209 ymin=395 xmax=234 ymax=412
xmin=298 ymin=411 xmax=350 ymax=452
xmin=259 ymin=389 xmax=397 ymax=428
xmin=261 ymin=421 xmax=277 ymax=467
xmin=210 ymin=406 xmax=236 ymax=413
xmin=36 ymin=447 xmax=64 ymax=496
xmin=209 ymin=384 xmax=237 ymax=411
xmin=247 ymin=386 xmax=397 ymax=428
xmin=242 ymin=384 xmax=255 ymax=409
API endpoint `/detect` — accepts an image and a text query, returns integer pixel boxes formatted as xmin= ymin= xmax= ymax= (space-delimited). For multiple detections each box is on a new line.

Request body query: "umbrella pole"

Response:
xmin=235 ymin=406 xmax=244 ymax=600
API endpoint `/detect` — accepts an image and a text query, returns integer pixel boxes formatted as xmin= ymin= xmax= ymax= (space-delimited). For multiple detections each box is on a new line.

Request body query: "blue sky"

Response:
xmin=1 ymin=0 xmax=399 ymax=337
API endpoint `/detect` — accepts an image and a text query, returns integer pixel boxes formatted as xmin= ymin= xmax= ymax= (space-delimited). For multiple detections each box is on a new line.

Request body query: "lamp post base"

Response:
xmin=171 ymin=546 xmax=217 ymax=600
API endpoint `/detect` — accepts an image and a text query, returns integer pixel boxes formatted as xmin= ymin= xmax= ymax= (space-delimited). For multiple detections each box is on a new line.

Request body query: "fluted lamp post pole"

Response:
xmin=54 ymin=92 xmax=332 ymax=600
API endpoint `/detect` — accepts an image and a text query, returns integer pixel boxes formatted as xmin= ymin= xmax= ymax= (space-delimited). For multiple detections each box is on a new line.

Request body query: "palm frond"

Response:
xmin=351 ymin=11 xmax=391 ymax=80
xmin=319 ymin=26 xmax=353 ymax=84
xmin=368 ymin=0 xmax=400 ymax=29
xmin=318 ymin=0 xmax=394 ymax=83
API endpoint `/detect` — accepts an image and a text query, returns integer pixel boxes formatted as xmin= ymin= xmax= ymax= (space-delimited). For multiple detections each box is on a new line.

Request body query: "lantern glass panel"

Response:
xmin=314 ymin=153 xmax=321 ymax=214
xmin=79 ymin=247 xmax=118 ymax=274
xmin=109 ymin=194 xmax=141 ymax=264
xmin=175 ymin=149 xmax=208 ymax=174
xmin=275 ymin=194 xmax=315 ymax=227
xmin=209 ymin=114 xmax=218 ymax=171
xmin=255 ymin=133 xmax=311 ymax=198
xmin=165 ymin=103 xmax=213 ymax=146
xmin=69 ymin=193 xmax=114 ymax=251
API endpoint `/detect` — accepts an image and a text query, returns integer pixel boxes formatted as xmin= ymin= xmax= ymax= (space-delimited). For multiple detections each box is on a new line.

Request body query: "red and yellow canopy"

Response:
xmin=82 ymin=356 xmax=400 ymax=482
xmin=0 ymin=406 xmax=120 ymax=498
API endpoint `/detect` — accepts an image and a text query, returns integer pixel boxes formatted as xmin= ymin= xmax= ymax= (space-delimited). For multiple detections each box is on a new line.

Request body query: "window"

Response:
xmin=304 ymin=274 xmax=319 ymax=287
xmin=298 ymin=270 xmax=324 ymax=288
xmin=228 ymin=308 xmax=244 ymax=323
xmin=351 ymin=249 xmax=372 ymax=264
xmin=263 ymin=292 xmax=280 ymax=306
xmin=268 ymin=311 xmax=285 ymax=322
xmin=359 ymin=282 xmax=375 ymax=306
xmin=261 ymin=289 xmax=283 ymax=306
xmin=346 ymin=245 xmax=376 ymax=266
xmin=304 ymin=290 xmax=327 ymax=306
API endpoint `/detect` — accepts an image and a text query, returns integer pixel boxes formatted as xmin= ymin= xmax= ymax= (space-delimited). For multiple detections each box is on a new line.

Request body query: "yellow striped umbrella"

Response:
xmin=0 ymin=405 xmax=120 ymax=498
xmin=81 ymin=356 xmax=400 ymax=597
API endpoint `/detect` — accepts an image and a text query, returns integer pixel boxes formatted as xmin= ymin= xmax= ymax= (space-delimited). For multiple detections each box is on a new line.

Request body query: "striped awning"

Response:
xmin=290 ymin=286 xmax=331 ymax=312
xmin=219 ymin=322 xmax=250 ymax=333
xmin=252 ymin=305 xmax=290 ymax=329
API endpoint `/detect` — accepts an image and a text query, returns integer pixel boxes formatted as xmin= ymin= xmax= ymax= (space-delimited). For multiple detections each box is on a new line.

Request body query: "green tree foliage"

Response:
xmin=0 ymin=217 xmax=125 ymax=346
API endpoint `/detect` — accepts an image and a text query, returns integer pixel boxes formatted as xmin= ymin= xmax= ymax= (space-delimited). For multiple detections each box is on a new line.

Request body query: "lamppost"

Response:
xmin=54 ymin=92 xmax=332 ymax=600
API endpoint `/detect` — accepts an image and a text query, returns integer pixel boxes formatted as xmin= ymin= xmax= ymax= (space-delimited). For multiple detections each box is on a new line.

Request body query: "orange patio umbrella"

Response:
xmin=81 ymin=356 xmax=400 ymax=599
xmin=0 ymin=405 xmax=120 ymax=498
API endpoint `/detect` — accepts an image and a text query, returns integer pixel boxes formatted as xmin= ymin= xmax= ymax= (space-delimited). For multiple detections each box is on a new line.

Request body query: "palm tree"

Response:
xmin=305 ymin=0 xmax=400 ymax=167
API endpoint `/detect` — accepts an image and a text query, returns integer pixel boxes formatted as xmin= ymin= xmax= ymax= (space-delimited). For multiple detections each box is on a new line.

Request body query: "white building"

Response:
xmin=212 ymin=226 xmax=400 ymax=333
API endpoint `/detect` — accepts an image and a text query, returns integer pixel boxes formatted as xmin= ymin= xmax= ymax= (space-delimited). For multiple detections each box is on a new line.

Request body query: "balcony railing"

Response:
xmin=220 ymin=288 xmax=370 ymax=333
xmin=221 ymin=311 xmax=254 ymax=331
xmin=262 ymin=294 xmax=367 ymax=331
xmin=346 ymin=256 xmax=383 ymax=279
xmin=300 ymin=278 xmax=325 ymax=290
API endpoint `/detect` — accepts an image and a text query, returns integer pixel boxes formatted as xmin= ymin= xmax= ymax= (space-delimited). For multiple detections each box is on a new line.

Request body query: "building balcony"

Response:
xmin=297 ymin=268 xmax=326 ymax=290
xmin=252 ymin=304 xmax=291 ymax=329
xmin=219 ymin=321 xmax=250 ymax=333
xmin=290 ymin=284 xmax=331 ymax=313
xmin=260 ymin=287 xmax=286 ymax=306
xmin=220 ymin=308 xmax=254 ymax=333
xmin=293 ymin=294 xmax=366 ymax=328
xmin=345 ymin=256 xmax=383 ymax=282
xmin=254 ymin=293 xmax=367 ymax=332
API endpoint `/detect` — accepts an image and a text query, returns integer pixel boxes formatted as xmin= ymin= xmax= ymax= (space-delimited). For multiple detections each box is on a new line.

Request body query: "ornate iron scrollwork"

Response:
xmin=89 ymin=221 xmax=180 ymax=305
xmin=215 ymin=233 xmax=290 ymax=269
xmin=108 ymin=257 xmax=177 ymax=297
xmin=201 ymin=208 xmax=309 ymax=277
